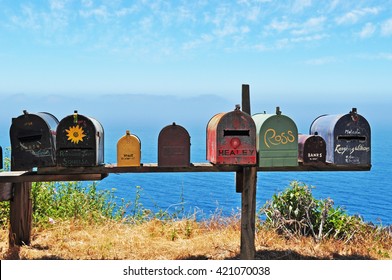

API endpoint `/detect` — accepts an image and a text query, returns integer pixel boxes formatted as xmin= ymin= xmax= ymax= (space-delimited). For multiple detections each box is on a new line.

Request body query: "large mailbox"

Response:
xmin=158 ymin=122 xmax=191 ymax=167
xmin=310 ymin=108 xmax=371 ymax=165
xmin=252 ymin=107 xmax=298 ymax=167
xmin=117 ymin=130 xmax=141 ymax=167
xmin=206 ymin=105 xmax=256 ymax=165
xmin=9 ymin=110 xmax=59 ymax=170
xmin=56 ymin=111 xmax=104 ymax=167
xmin=298 ymin=134 xmax=326 ymax=164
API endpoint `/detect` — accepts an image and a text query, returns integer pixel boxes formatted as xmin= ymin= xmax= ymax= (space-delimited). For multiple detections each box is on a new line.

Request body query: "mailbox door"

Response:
xmin=253 ymin=114 xmax=298 ymax=167
xmin=333 ymin=114 xmax=371 ymax=165
xmin=158 ymin=124 xmax=190 ymax=167
xmin=57 ymin=114 xmax=103 ymax=167
xmin=10 ymin=112 xmax=58 ymax=170
xmin=117 ymin=132 xmax=141 ymax=167
xmin=214 ymin=110 xmax=256 ymax=165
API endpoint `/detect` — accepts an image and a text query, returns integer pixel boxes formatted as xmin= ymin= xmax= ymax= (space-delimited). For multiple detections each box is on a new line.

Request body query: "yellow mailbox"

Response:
xmin=117 ymin=130 xmax=141 ymax=166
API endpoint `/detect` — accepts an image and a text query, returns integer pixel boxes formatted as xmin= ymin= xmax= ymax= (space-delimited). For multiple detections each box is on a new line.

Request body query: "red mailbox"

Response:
xmin=158 ymin=122 xmax=191 ymax=167
xmin=207 ymin=105 xmax=256 ymax=165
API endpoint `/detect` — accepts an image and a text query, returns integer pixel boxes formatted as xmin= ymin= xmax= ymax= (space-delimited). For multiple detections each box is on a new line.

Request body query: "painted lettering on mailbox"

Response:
xmin=264 ymin=128 xmax=295 ymax=148
xmin=218 ymin=149 xmax=255 ymax=156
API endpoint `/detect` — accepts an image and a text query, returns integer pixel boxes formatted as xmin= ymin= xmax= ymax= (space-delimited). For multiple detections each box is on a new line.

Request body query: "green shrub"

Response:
xmin=260 ymin=181 xmax=364 ymax=242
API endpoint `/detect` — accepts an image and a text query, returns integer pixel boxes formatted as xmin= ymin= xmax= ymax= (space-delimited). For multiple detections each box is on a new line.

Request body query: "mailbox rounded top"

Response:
xmin=252 ymin=112 xmax=297 ymax=134
xmin=310 ymin=111 xmax=370 ymax=136
xmin=10 ymin=111 xmax=59 ymax=132
xmin=207 ymin=109 xmax=255 ymax=131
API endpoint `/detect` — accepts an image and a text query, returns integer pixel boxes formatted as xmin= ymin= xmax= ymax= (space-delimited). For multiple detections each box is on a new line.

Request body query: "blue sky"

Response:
xmin=0 ymin=0 xmax=391 ymax=99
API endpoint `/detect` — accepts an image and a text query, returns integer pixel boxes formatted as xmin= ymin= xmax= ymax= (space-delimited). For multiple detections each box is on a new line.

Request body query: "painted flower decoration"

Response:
xmin=66 ymin=125 xmax=86 ymax=144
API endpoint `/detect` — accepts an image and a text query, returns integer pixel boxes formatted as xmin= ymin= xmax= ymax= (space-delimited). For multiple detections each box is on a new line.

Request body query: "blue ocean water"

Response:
xmin=95 ymin=123 xmax=392 ymax=225
xmin=1 ymin=122 xmax=391 ymax=225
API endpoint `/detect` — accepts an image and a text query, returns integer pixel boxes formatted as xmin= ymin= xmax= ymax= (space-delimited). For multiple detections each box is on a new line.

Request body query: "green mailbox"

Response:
xmin=252 ymin=107 xmax=298 ymax=167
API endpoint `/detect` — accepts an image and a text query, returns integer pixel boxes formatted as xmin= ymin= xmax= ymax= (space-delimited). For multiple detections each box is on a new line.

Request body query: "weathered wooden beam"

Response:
xmin=9 ymin=182 xmax=32 ymax=246
xmin=0 ymin=172 xmax=108 ymax=183
xmin=240 ymin=84 xmax=258 ymax=260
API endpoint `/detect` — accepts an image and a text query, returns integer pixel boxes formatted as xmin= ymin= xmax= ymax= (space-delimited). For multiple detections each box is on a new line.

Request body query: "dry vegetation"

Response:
xmin=1 ymin=217 xmax=391 ymax=260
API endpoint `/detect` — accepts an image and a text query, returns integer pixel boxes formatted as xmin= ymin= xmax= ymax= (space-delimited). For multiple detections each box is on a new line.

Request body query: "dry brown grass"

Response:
xmin=1 ymin=218 xmax=391 ymax=260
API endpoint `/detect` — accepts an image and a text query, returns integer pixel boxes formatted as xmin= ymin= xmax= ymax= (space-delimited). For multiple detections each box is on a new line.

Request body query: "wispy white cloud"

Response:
xmin=292 ymin=0 xmax=312 ymax=13
xmin=305 ymin=56 xmax=337 ymax=65
xmin=358 ymin=22 xmax=376 ymax=39
xmin=291 ymin=16 xmax=326 ymax=35
xmin=335 ymin=7 xmax=380 ymax=25
xmin=381 ymin=18 xmax=392 ymax=36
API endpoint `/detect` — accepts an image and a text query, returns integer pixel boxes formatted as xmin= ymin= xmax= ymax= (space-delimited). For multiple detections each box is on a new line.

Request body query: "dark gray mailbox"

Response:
xmin=56 ymin=111 xmax=104 ymax=167
xmin=310 ymin=108 xmax=371 ymax=165
xmin=9 ymin=110 xmax=59 ymax=170
xmin=298 ymin=134 xmax=326 ymax=165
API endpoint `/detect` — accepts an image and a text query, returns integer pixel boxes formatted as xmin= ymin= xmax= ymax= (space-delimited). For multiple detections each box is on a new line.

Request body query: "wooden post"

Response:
xmin=240 ymin=84 xmax=258 ymax=259
xmin=9 ymin=182 xmax=32 ymax=246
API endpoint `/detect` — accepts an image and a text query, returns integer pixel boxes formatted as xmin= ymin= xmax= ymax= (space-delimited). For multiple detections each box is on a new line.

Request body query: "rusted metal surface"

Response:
xmin=158 ymin=122 xmax=191 ymax=167
xmin=9 ymin=111 xmax=59 ymax=171
xmin=310 ymin=108 xmax=371 ymax=165
xmin=56 ymin=111 xmax=104 ymax=167
xmin=207 ymin=105 xmax=256 ymax=165
xmin=117 ymin=130 xmax=141 ymax=166
xmin=298 ymin=134 xmax=326 ymax=164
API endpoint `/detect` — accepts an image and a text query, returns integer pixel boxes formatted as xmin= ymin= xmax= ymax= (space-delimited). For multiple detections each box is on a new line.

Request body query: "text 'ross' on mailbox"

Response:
xmin=56 ymin=111 xmax=104 ymax=167
xmin=207 ymin=105 xmax=256 ymax=165
xmin=310 ymin=108 xmax=371 ymax=165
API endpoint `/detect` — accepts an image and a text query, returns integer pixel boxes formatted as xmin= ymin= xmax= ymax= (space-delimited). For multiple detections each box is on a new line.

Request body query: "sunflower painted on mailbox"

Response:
xmin=207 ymin=105 xmax=256 ymax=165
xmin=56 ymin=111 xmax=104 ymax=167
xmin=117 ymin=130 xmax=141 ymax=167
xmin=252 ymin=107 xmax=298 ymax=167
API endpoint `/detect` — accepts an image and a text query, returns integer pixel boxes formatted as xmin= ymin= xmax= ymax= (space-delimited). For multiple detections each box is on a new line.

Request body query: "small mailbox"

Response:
xmin=252 ymin=107 xmax=298 ymax=167
xmin=56 ymin=111 xmax=104 ymax=167
xmin=206 ymin=105 xmax=256 ymax=165
xmin=9 ymin=110 xmax=59 ymax=171
xmin=310 ymin=108 xmax=371 ymax=165
xmin=117 ymin=130 xmax=141 ymax=167
xmin=298 ymin=134 xmax=326 ymax=164
xmin=158 ymin=122 xmax=190 ymax=167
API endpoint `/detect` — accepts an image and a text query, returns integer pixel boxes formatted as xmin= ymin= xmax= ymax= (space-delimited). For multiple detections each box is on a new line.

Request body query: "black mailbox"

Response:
xmin=298 ymin=134 xmax=326 ymax=164
xmin=310 ymin=108 xmax=371 ymax=165
xmin=9 ymin=110 xmax=59 ymax=170
xmin=56 ymin=111 xmax=104 ymax=167
xmin=158 ymin=122 xmax=191 ymax=167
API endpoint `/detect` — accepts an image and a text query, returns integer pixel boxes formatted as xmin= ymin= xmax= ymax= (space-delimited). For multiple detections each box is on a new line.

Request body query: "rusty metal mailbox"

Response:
xmin=56 ymin=111 xmax=104 ymax=167
xmin=206 ymin=105 xmax=256 ymax=165
xmin=158 ymin=122 xmax=190 ymax=167
xmin=298 ymin=134 xmax=326 ymax=164
xmin=117 ymin=130 xmax=141 ymax=167
xmin=310 ymin=108 xmax=371 ymax=165
xmin=9 ymin=110 xmax=59 ymax=170
xmin=252 ymin=107 xmax=298 ymax=167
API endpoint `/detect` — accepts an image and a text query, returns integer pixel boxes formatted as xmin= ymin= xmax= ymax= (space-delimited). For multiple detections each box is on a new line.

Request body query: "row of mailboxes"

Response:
xmin=207 ymin=106 xmax=371 ymax=167
xmin=9 ymin=110 xmax=104 ymax=170
xmin=5 ymin=107 xmax=371 ymax=170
